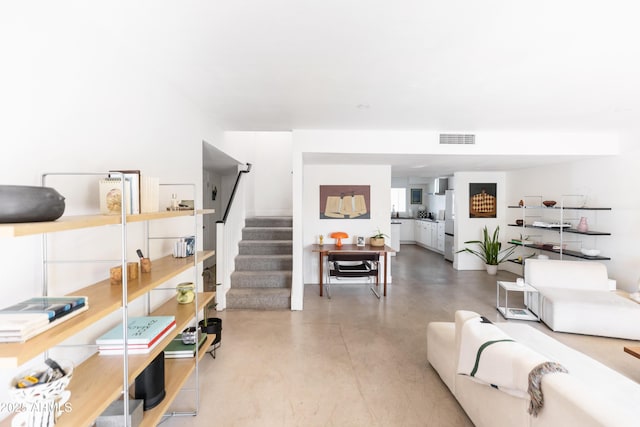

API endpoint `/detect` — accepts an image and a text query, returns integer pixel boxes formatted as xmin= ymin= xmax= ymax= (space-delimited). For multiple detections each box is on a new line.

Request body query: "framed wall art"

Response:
xmin=410 ymin=188 xmax=422 ymax=204
xmin=469 ymin=183 xmax=497 ymax=218
xmin=319 ymin=185 xmax=371 ymax=219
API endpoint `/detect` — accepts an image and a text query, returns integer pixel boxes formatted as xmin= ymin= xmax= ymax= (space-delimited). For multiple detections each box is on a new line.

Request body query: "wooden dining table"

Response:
xmin=310 ymin=243 xmax=396 ymax=297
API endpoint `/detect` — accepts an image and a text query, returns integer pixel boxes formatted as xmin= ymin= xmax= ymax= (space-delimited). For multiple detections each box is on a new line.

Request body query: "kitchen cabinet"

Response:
xmin=0 ymin=178 xmax=214 ymax=427
xmin=414 ymin=220 xmax=444 ymax=253
xmin=398 ymin=219 xmax=415 ymax=243
xmin=437 ymin=222 xmax=445 ymax=251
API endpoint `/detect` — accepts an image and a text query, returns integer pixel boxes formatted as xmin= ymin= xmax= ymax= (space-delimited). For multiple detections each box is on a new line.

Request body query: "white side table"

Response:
xmin=496 ymin=280 xmax=539 ymax=321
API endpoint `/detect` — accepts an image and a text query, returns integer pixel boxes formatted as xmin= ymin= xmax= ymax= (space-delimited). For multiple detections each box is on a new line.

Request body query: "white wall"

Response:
xmin=222 ymin=132 xmax=293 ymax=216
xmin=0 ymin=3 xmax=221 ymax=416
xmin=453 ymin=172 xmax=508 ymax=271
xmin=505 ymin=137 xmax=640 ymax=291
xmin=302 ymin=165 xmax=392 ymax=287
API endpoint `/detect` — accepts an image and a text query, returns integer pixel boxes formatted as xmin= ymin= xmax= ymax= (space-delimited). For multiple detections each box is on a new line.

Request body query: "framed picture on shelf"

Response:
xmin=356 ymin=236 xmax=365 ymax=247
xmin=410 ymin=188 xmax=422 ymax=204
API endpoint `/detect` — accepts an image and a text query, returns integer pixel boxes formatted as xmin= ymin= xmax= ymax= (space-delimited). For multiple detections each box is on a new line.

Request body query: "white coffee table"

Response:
xmin=496 ymin=280 xmax=539 ymax=321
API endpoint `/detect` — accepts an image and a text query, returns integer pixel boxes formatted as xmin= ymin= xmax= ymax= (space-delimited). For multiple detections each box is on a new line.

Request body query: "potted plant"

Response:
xmin=370 ymin=228 xmax=389 ymax=247
xmin=457 ymin=225 xmax=516 ymax=275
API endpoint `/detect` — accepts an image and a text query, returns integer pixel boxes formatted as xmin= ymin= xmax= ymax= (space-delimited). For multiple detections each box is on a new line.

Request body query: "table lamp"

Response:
xmin=330 ymin=232 xmax=348 ymax=247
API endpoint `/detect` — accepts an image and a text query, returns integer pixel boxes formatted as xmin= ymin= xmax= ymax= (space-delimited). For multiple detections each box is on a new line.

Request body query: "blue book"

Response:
xmin=0 ymin=296 xmax=87 ymax=321
xmin=96 ymin=316 xmax=176 ymax=345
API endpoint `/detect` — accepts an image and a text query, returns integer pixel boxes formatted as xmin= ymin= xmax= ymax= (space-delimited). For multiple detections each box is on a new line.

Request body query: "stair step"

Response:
xmin=245 ymin=217 xmax=292 ymax=228
xmin=239 ymin=240 xmax=292 ymax=255
xmin=230 ymin=271 xmax=292 ymax=288
xmin=226 ymin=288 xmax=291 ymax=310
xmin=235 ymin=254 xmax=292 ymax=271
xmin=242 ymin=227 xmax=292 ymax=241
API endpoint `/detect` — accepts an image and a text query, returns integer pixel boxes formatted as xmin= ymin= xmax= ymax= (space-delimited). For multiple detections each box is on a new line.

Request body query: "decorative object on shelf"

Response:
xmin=580 ymin=248 xmax=601 ymax=257
xmin=370 ymin=228 xmax=388 ymax=247
xmin=330 ymin=231 xmax=348 ymax=247
xmin=516 ymin=219 xmax=524 ymax=226
xmin=319 ymin=185 xmax=370 ymax=219
xmin=176 ymin=282 xmax=195 ymax=304
xmin=518 ymin=199 xmax=524 ymax=207
xmin=127 ymin=262 xmax=138 ymax=280
xmin=9 ymin=358 xmax=73 ymax=427
xmin=0 ymin=185 xmax=65 ymax=223
xmin=173 ymin=236 xmax=195 ymax=258
xmin=140 ymin=258 xmax=152 ymax=273
xmin=180 ymin=326 xmax=200 ymax=344
xmin=542 ymin=200 xmax=557 ymax=207
xmin=318 ymin=234 xmax=324 ymax=245
xmin=577 ymin=216 xmax=589 ymax=232
xmin=469 ymin=183 xmax=497 ymax=218
xmin=109 ymin=265 xmax=123 ymax=285
xmin=457 ymin=225 xmax=516 ymax=275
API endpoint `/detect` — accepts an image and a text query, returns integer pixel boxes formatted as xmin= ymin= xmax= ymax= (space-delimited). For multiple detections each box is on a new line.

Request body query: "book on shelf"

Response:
xmin=96 ymin=316 xmax=176 ymax=351
xmin=99 ymin=171 xmax=140 ymax=215
xmin=0 ymin=296 xmax=87 ymax=321
xmin=164 ymin=331 xmax=208 ymax=359
xmin=0 ymin=304 xmax=89 ymax=343
xmin=98 ymin=322 xmax=176 ymax=355
xmin=109 ymin=170 xmax=140 ymax=214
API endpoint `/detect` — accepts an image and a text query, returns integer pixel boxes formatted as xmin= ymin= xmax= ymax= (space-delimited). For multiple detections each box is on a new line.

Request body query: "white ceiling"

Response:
xmin=128 ymin=1 xmax=640 ymax=174
xmin=173 ymin=1 xmax=640 ymax=133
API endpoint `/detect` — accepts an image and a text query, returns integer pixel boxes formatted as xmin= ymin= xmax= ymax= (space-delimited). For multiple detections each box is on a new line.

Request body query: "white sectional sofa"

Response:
xmin=427 ymin=310 xmax=640 ymax=427
xmin=524 ymin=258 xmax=640 ymax=340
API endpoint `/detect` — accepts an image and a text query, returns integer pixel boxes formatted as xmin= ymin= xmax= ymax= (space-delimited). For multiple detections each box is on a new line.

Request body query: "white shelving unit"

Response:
xmin=0 ymin=174 xmax=215 ymax=427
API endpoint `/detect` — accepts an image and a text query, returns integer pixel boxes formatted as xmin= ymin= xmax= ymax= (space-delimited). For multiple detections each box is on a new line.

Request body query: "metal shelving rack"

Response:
xmin=0 ymin=173 xmax=215 ymax=427
xmin=508 ymin=194 xmax=611 ymax=264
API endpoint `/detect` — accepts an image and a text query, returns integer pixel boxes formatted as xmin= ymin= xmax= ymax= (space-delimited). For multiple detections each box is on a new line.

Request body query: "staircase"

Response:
xmin=226 ymin=217 xmax=292 ymax=309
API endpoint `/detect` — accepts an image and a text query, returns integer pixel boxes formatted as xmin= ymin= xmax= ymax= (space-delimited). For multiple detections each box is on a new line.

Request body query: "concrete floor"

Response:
xmin=163 ymin=245 xmax=640 ymax=427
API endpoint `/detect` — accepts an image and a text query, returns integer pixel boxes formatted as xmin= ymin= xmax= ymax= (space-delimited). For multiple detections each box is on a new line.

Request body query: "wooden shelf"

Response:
xmin=0 ymin=292 xmax=216 ymax=427
xmin=0 ymin=251 xmax=214 ymax=368
xmin=0 ymin=209 xmax=215 ymax=238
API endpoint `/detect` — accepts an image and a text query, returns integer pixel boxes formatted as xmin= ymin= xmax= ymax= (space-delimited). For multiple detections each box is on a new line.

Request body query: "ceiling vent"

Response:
xmin=439 ymin=134 xmax=475 ymax=145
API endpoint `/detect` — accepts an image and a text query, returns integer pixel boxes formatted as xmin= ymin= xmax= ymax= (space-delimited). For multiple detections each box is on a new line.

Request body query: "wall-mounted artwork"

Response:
xmin=469 ymin=183 xmax=497 ymax=218
xmin=319 ymin=185 xmax=370 ymax=219
xmin=410 ymin=188 xmax=422 ymax=204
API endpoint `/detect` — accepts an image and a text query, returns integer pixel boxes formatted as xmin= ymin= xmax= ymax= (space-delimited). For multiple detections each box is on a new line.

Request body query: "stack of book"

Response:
xmin=0 ymin=296 xmax=89 ymax=343
xmin=96 ymin=316 xmax=176 ymax=355
xmin=164 ymin=331 xmax=208 ymax=359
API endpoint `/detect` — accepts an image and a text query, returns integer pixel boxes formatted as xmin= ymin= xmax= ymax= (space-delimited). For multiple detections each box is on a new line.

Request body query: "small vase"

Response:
xmin=576 ymin=217 xmax=589 ymax=232
xmin=485 ymin=264 xmax=498 ymax=275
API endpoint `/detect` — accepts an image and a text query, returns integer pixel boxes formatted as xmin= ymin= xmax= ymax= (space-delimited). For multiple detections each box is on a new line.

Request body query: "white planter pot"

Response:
xmin=485 ymin=264 xmax=498 ymax=275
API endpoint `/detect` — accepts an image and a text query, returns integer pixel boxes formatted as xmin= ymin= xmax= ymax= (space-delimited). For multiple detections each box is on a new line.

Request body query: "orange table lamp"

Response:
xmin=330 ymin=232 xmax=348 ymax=247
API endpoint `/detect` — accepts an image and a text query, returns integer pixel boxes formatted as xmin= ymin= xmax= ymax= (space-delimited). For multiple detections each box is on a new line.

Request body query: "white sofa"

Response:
xmin=524 ymin=258 xmax=640 ymax=340
xmin=427 ymin=310 xmax=640 ymax=427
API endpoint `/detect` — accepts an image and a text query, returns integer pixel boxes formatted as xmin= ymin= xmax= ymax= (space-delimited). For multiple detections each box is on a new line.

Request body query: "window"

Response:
xmin=390 ymin=188 xmax=406 ymax=213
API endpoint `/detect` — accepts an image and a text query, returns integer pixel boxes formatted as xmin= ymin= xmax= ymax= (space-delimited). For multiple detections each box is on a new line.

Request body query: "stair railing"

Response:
xmin=215 ymin=163 xmax=251 ymax=309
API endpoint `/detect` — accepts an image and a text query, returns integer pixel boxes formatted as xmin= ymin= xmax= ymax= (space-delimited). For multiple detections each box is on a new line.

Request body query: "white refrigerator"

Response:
xmin=444 ymin=189 xmax=455 ymax=261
